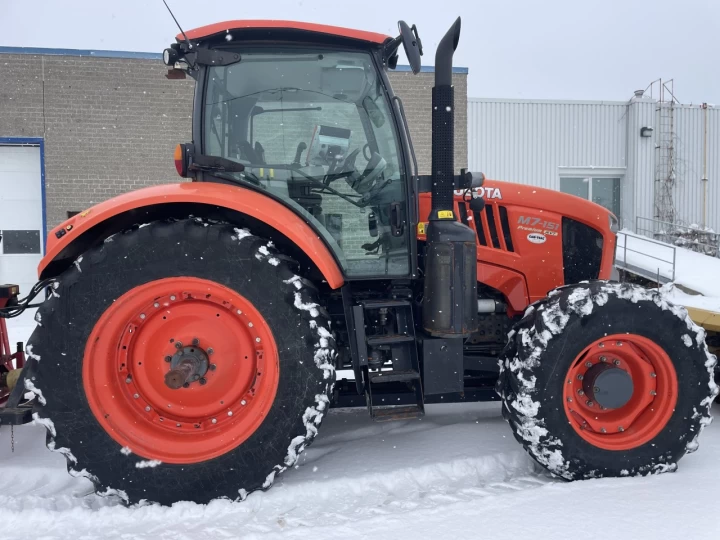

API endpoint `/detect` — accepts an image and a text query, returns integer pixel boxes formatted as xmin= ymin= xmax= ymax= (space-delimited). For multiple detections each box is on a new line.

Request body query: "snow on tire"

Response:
xmin=497 ymin=280 xmax=718 ymax=480
xmin=27 ymin=218 xmax=337 ymax=505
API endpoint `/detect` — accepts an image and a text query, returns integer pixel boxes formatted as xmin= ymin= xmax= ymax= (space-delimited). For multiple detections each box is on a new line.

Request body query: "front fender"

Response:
xmin=40 ymin=182 xmax=345 ymax=289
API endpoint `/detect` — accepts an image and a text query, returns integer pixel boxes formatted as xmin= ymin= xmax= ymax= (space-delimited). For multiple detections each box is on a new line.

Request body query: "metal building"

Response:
xmin=468 ymin=92 xmax=719 ymax=234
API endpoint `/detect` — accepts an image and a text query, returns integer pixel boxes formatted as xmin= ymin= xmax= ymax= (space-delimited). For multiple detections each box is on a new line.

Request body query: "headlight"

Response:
xmin=608 ymin=213 xmax=619 ymax=234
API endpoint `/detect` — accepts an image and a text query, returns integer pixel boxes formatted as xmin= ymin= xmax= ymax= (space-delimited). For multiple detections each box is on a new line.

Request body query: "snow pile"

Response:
xmin=617 ymin=230 xmax=720 ymax=298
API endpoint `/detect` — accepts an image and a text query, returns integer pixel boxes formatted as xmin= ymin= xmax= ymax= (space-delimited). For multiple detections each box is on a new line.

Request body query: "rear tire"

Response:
xmin=27 ymin=219 xmax=337 ymax=505
xmin=497 ymin=281 xmax=718 ymax=480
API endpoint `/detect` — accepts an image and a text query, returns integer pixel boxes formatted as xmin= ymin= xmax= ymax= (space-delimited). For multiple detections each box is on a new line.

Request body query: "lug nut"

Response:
xmin=170 ymin=295 xmax=176 ymax=301
xmin=133 ymin=393 xmax=139 ymax=399
xmin=139 ymin=313 xmax=146 ymax=320
xmin=176 ymin=423 xmax=181 ymax=428
xmin=577 ymin=374 xmax=584 ymax=381
xmin=599 ymin=356 xmax=607 ymax=362
xmin=585 ymin=361 xmax=593 ymax=368
xmin=175 ymin=341 xmax=183 ymax=350
xmin=145 ymin=406 xmax=151 ymax=412
xmin=613 ymin=359 xmax=621 ymax=366
xmin=207 ymin=348 xmax=214 ymax=355
xmin=618 ymin=426 xmax=625 ymax=432
xmin=209 ymin=364 xmax=216 ymax=371
xmin=192 ymin=338 xmax=199 ymax=346
xmin=199 ymin=377 xmax=207 ymax=385
xmin=650 ymin=390 xmax=657 ymax=396
xmin=594 ymin=386 xmax=600 ymax=393
xmin=183 ymin=382 xmax=190 ymax=388
xmin=567 ymin=397 xmax=573 ymax=403
xmin=125 ymin=376 xmax=132 ymax=383
xmin=601 ymin=428 xmax=607 ymax=433
xmin=211 ymin=418 xmax=217 ymax=424
xmin=650 ymin=372 xmax=657 ymax=378
xmin=598 ymin=343 xmax=605 ymax=348
xmin=241 ymin=399 xmax=247 ymax=406
xmin=154 ymin=302 xmax=160 ymax=308
xmin=616 ymin=341 xmax=623 ymax=346
xmin=164 ymin=355 xmax=172 ymax=363
xmin=577 ymin=389 xmax=585 ymax=396
xmin=586 ymin=400 xmax=594 ymax=407
xmin=227 ymin=411 xmax=233 ymax=416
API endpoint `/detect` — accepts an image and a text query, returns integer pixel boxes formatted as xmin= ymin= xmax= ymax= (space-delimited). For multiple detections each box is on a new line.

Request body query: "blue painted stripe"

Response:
xmin=0 ymin=137 xmax=47 ymax=254
xmin=393 ymin=65 xmax=469 ymax=74
xmin=0 ymin=45 xmax=468 ymax=73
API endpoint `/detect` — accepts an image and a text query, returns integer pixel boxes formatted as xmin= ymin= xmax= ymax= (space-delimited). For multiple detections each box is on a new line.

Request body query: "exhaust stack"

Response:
xmin=422 ymin=17 xmax=478 ymax=338
xmin=430 ymin=17 xmax=461 ymax=217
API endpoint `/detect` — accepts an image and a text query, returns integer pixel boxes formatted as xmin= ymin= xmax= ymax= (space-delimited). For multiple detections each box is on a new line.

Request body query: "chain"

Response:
xmin=11 ymin=425 xmax=14 ymax=453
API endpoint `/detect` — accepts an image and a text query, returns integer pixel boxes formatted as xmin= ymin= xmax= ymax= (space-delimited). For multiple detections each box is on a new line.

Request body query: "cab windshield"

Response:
xmin=203 ymin=49 xmax=409 ymax=277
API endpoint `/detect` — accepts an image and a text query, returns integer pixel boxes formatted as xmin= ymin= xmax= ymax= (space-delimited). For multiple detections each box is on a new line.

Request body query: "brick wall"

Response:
xmin=0 ymin=52 xmax=467 ymax=232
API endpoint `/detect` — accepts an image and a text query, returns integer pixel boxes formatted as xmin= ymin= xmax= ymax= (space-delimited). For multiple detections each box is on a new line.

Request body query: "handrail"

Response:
xmin=616 ymin=230 xmax=676 ymax=283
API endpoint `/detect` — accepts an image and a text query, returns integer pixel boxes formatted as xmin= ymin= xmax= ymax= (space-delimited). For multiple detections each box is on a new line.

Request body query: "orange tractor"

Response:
xmin=0 ymin=18 xmax=716 ymax=505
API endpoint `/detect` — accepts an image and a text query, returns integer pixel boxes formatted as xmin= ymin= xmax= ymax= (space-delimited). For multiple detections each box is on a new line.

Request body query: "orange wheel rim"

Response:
xmin=83 ymin=277 xmax=279 ymax=464
xmin=562 ymin=334 xmax=677 ymax=451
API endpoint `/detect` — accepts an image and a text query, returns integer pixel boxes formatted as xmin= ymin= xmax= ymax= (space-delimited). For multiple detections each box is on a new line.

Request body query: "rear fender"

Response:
xmin=40 ymin=183 xmax=345 ymax=289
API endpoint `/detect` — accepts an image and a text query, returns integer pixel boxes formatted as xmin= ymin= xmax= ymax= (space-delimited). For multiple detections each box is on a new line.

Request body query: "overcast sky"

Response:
xmin=2 ymin=0 xmax=719 ymax=103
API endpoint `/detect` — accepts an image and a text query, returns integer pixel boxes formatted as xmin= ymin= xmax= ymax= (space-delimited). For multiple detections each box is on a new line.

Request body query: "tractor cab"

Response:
xmin=166 ymin=21 xmax=421 ymax=278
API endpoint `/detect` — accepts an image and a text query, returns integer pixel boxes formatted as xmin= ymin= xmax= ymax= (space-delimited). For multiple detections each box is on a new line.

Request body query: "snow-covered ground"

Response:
xmin=616 ymin=230 xmax=720 ymax=311
xmin=0 ymin=401 xmax=717 ymax=540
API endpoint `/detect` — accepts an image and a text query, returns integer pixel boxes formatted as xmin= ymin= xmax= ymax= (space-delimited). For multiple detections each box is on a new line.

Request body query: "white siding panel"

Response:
xmin=468 ymin=98 xmax=627 ymax=191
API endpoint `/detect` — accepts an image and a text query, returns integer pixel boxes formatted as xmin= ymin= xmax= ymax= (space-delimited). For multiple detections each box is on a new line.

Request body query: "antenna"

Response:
xmin=162 ymin=0 xmax=191 ymax=47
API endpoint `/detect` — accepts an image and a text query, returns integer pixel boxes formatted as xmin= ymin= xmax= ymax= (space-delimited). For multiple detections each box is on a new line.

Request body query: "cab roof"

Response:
xmin=179 ymin=20 xmax=392 ymax=46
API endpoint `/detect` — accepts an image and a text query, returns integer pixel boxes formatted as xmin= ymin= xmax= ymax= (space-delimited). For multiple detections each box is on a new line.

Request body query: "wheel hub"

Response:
xmin=582 ymin=363 xmax=634 ymax=409
xmin=165 ymin=344 xmax=210 ymax=389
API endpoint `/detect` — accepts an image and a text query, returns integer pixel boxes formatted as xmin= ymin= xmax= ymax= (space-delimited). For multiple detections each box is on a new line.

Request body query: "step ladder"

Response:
xmin=351 ymin=299 xmax=424 ymax=421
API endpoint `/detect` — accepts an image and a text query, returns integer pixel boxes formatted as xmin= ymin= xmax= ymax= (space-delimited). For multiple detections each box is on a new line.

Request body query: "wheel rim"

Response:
xmin=562 ymin=334 xmax=677 ymax=451
xmin=83 ymin=277 xmax=279 ymax=464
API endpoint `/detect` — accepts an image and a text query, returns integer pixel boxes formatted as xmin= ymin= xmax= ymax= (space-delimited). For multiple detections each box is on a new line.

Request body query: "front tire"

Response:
xmin=498 ymin=281 xmax=718 ymax=480
xmin=28 ymin=219 xmax=337 ymax=505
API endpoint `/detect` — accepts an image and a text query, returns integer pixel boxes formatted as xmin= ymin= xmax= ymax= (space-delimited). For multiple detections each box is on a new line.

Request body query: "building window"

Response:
xmin=0 ymin=230 xmax=41 ymax=254
xmin=560 ymin=177 xmax=621 ymax=217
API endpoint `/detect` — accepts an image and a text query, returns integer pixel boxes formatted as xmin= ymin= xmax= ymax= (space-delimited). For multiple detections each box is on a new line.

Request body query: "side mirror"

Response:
xmin=398 ymin=21 xmax=422 ymax=75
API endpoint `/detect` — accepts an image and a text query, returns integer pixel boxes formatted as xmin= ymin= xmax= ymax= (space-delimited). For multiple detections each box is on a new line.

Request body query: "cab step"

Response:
xmin=371 ymin=404 xmax=424 ymax=422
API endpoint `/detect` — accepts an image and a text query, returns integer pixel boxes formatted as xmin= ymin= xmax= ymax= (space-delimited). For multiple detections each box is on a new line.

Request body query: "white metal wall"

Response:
xmin=468 ymin=97 xmax=719 ymax=232
xmin=468 ymin=98 xmax=628 ymax=190
xmin=666 ymin=104 xmax=720 ymax=231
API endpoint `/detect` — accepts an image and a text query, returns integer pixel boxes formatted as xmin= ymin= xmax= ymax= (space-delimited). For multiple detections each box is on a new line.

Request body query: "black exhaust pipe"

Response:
xmin=431 ymin=17 xmax=461 ymax=215
xmin=422 ymin=17 xmax=478 ymax=338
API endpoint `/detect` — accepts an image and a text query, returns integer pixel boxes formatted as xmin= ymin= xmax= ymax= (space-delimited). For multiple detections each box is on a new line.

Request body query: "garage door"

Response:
xmin=0 ymin=144 xmax=43 ymax=297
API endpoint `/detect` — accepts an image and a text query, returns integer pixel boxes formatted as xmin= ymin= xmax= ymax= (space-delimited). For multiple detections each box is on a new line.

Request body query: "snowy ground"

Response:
xmin=0 ymin=402 xmax=717 ymax=540
xmin=617 ymin=230 xmax=720 ymax=297
xmin=616 ymin=230 xmax=720 ymax=312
